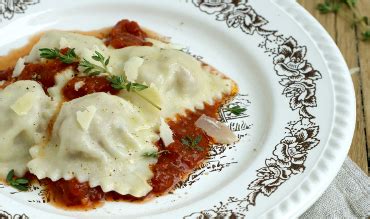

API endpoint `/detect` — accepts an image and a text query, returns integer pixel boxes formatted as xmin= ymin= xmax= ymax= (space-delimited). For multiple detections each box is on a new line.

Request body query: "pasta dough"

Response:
xmin=27 ymin=31 xmax=233 ymax=119
xmin=0 ymin=80 xmax=56 ymax=178
xmin=28 ymin=93 xmax=159 ymax=197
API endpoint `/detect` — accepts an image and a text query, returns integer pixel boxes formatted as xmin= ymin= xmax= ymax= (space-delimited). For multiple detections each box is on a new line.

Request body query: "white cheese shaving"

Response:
xmin=146 ymin=38 xmax=185 ymax=50
xmin=160 ymin=118 xmax=174 ymax=147
xmin=124 ymin=56 xmax=144 ymax=82
xmin=12 ymin=58 xmax=25 ymax=78
xmin=136 ymin=83 xmax=162 ymax=109
xmin=195 ymin=114 xmax=238 ymax=144
xmin=10 ymin=92 xmax=36 ymax=116
xmin=74 ymin=81 xmax=85 ymax=91
xmin=76 ymin=105 xmax=97 ymax=131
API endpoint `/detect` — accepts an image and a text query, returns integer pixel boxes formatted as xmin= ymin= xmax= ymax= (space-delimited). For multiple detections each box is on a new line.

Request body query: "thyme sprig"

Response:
xmin=108 ymin=75 xmax=148 ymax=92
xmin=181 ymin=135 xmax=204 ymax=151
xmin=108 ymin=75 xmax=161 ymax=110
xmin=79 ymin=51 xmax=110 ymax=76
xmin=317 ymin=0 xmax=370 ymax=41
xmin=38 ymin=48 xmax=159 ymax=109
xmin=39 ymin=48 xmax=78 ymax=64
xmin=6 ymin=170 xmax=29 ymax=191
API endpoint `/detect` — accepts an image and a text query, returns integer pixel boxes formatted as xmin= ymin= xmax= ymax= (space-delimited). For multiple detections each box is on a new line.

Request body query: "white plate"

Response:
xmin=0 ymin=0 xmax=356 ymax=218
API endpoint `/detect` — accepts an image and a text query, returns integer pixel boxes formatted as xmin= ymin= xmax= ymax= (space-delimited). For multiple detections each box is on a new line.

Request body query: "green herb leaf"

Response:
xmin=15 ymin=178 xmax=29 ymax=184
xmin=6 ymin=169 xmax=14 ymax=183
xmin=91 ymin=51 xmax=110 ymax=69
xmin=340 ymin=0 xmax=357 ymax=7
xmin=181 ymin=135 xmax=204 ymax=151
xmin=5 ymin=169 xmax=29 ymax=192
xmin=228 ymin=105 xmax=246 ymax=116
xmin=108 ymin=75 xmax=148 ymax=92
xmin=317 ymin=1 xmax=341 ymax=14
xmin=142 ymin=150 xmax=169 ymax=158
xmin=59 ymin=48 xmax=78 ymax=64
xmin=362 ymin=30 xmax=370 ymax=41
xmin=317 ymin=0 xmax=369 ymax=42
xmin=39 ymin=48 xmax=78 ymax=64
xmin=39 ymin=48 xmax=60 ymax=59
xmin=79 ymin=58 xmax=107 ymax=76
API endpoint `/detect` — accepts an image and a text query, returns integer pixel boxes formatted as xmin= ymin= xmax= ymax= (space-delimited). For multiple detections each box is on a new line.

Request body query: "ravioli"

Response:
xmin=0 ymin=80 xmax=56 ymax=178
xmin=28 ymin=93 xmax=159 ymax=197
xmin=0 ymin=19 xmax=237 ymax=207
xmin=27 ymin=31 xmax=233 ymax=118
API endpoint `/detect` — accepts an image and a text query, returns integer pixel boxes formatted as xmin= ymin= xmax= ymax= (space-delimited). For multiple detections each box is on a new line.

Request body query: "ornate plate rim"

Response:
xmin=266 ymin=0 xmax=355 ymax=217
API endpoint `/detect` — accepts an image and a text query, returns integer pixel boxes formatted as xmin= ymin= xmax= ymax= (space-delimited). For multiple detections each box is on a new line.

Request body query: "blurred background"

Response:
xmin=299 ymin=0 xmax=369 ymax=174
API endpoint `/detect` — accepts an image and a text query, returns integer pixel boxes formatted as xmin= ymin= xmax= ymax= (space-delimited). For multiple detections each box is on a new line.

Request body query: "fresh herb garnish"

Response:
xmin=108 ymin=75 xmax=161 ymax=110
xmin=142 ymin=150 xmax=169 ymax=158
xmin=181 ymin=135 xmax=204 ymax=151
xmin=6 ymin=169 xmax=29 ymax=191
xmin=317 ymin=0 xmax=370 ymax=41
xmin=39 ymin=48 xmax=78 ymax=64
xmin=38 ymin=48 xmax=159 ymax=109
xmin=79 ymin=51 xmax=110 ymax=76
xmin=108 ymin=75 xmax=148 ymax=92
xmin=228 ymin=105 xmax=246 ymax=116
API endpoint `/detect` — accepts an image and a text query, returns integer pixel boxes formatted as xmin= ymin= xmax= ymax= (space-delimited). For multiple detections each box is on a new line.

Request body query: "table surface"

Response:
xmin=299 ymin=0 xmax=369 ymax=174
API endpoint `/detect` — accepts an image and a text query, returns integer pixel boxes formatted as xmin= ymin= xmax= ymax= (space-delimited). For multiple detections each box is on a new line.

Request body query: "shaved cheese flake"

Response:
xmin=10 ymin=92 xmax=36 ymax=116
xmin=195 ymin=114 xmax=238 ymax=144
xmin=12 ymin=58 xmax=25 ymax=77
xmin=146 ymin=38 xmax=185 ymax=50
xmin=74 ymin=81 xmax=85 ymax=91
xmin=160 ymin=117 xmax=174 ymax=146
xmin=136 ymin=83 xmax=162 ymax=109
xmin=76 ymin=105 xmax=97 ymax=131
xmin=124 ymin=56 xmax=144 ymax=82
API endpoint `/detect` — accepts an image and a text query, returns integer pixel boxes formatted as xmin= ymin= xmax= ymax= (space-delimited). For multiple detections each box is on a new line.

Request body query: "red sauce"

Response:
xmin=105 ymin=19 xmax=153 ymax=49
xmin=0 ymin=68 xmax=14 ymax=89
xmin=18 ymin=60 xmax=77 ymax=92
xmin=0 ymin=68 xmax=13 ymax=81
xmin=62 ymin=76 xmax=119 ymax=101
xmin=40 ymin=96 xmax=234 ymax=209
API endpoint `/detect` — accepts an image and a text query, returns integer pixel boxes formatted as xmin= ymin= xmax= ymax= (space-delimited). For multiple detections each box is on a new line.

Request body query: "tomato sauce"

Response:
xmin=0 ymin=18 xmax=237 ymax=210
xmin=0 ymin=68 xmax=14 ymax=89
xmin=17 ymin=60 xmax=77 ymax=92
xmin=105 ymin=19 xmax=153 ymax=49
xmin=62 ymin=76 xmax=119 ymax=101
xmin=39 ymin=95 xmax=234 ymax=209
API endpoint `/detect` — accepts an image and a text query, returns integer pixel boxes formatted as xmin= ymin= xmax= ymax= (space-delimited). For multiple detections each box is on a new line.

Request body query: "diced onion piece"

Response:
xmin=195 ymin=114 xmax=238 ymax=144
xmin=10 ymin=92 xmax=36 ymax=116
xmin=76 ymin=105 xmax=97 ymax=131
xmin=124 ymin=56 xmax=144 ymax=82
xmin=146 ymin=38 xmax=185 ymax=50
xmin=160 ymin=117 xmax=174 ymax=147
xmin=12 ymin=58 xmax=25 ymax=77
